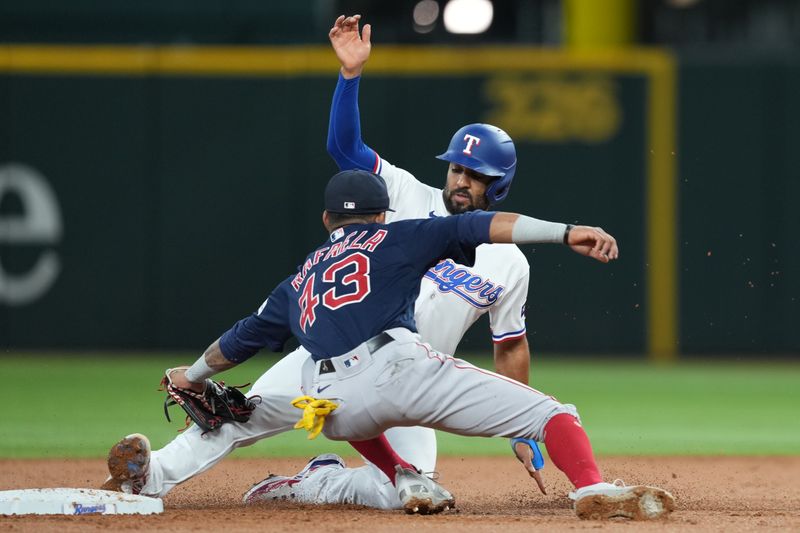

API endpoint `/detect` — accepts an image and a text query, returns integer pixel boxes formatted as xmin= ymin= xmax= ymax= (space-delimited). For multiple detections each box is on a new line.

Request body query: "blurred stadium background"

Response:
xmin=0 ymin=0 xmax=798 ymax=458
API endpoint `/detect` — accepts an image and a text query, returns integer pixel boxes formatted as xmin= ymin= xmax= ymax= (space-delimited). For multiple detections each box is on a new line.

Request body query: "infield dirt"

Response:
xmin=1 ymin=456 xmax=798 ymax=531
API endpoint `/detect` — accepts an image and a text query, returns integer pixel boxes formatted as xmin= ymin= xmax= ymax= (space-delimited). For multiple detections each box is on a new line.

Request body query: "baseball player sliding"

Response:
xmin=100 ymin=14 xmax=675 ymax=520
xmin=105 ymin=167 xmax=672 ymax=519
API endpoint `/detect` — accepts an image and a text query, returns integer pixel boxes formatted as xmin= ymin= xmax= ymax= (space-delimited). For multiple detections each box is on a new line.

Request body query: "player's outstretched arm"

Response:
xmin=327 ymin=14 xmax=380 ymax=172
xmin=329 ymin=14 xmax=372 ymax=79
xmin=489 ymin=213 xmax=619 ymax=263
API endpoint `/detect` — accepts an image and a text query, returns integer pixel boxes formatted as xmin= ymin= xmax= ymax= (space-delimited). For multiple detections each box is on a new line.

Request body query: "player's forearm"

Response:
xmin=327 ymin=74 xmax=378 ymax=171
xmin=493 ymin=336 xmax=530 ymax=385
xmin=184 ymin=339 xmax=238 ymax=383
xmin=203 ymin=339 xmax=239 ymax=372
xmin=489 ymin=213 xmax=568 ymax=245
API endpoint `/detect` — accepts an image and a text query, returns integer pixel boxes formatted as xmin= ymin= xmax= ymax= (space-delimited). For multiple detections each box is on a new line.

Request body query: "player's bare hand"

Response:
xmin=329 ymin=14 xmax=372 ymax=79
xmin=512 ymin=440 xmax=547 ymax=494
xmin=566 ymin=225 xmax=619 ymax=263
xmin=166 ymin=366 xmax=204 ymax=392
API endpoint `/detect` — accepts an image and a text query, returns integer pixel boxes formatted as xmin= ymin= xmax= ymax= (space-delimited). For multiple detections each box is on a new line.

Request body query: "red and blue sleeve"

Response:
xmin=326 ymin=73 xmax=382 ymax=174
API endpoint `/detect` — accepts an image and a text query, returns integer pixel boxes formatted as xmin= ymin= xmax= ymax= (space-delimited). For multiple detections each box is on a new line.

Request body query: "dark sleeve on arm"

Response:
xmin=455 ymin=210 xmax=494 ymax=246
xmin=218 ymin=283 xmax=293 ymax=363
xmin=327 ymin=73 xmax=380 ymax=172
xmin=406 ymin=211 xmax=495 ymax=270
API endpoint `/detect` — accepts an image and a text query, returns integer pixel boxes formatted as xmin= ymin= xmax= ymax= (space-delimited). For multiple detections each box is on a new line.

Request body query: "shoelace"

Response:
xmin=291 ymin=395 xmax=339 ymax=439
xmin=382 ymin=469 xmax=441 ymax=487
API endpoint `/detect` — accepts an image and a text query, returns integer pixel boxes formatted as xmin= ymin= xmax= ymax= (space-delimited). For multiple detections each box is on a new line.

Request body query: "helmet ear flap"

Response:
xmin=484 ymin=163 xmax=516 ymax=206
xmin=486 ymin=180 xmax=508 ymax=205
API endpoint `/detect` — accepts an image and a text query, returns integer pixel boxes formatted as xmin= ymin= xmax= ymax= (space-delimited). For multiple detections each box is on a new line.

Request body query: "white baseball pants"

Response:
xmin=301 ymin=328 xmax=577 ymax=446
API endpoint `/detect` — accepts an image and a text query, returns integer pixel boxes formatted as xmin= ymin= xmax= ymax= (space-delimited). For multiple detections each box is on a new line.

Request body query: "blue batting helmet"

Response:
xmin=435 ymin=123 xmax=517 ymax=205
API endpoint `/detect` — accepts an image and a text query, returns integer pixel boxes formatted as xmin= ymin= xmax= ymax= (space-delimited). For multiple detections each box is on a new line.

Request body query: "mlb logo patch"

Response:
xmin=343 ymin=354 xmax=360 ymax=368
xmin=331 ymin=228 xmax=345 ymax=242
xmin=344 ymin=201 xmax=356 ymax=209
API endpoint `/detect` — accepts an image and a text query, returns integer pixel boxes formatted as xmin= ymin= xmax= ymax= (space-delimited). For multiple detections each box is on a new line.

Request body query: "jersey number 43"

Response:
xmin=298 ymin=252 xmax=372 ymax=332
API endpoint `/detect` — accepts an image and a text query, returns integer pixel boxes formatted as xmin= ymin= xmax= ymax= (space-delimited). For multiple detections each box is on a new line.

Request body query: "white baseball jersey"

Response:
xmin=377 ymin=157 xmax=530 ymax=355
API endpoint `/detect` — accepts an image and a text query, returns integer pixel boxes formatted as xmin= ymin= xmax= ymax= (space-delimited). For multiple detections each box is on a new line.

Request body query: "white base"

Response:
xmin=0 ymin=488 xmax=163 ymax=515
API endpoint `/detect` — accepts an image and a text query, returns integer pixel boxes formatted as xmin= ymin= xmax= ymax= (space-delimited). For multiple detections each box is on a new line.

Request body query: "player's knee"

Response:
xmin=535 ymin=403 xmax=581 ymax=440
xmin=554 ymin=402 xmax=581 ymax=423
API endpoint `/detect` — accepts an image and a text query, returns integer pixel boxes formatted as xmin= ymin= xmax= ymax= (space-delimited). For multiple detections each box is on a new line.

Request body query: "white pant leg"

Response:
xmin=312 ymin=332 xmax=578 ymax=443
xmin=383 ymin=425 xmax=437 ymax=474
xmin=297 ymin=426 xmax=437 ymax=509
xmin=398 ymin=346 xmax=578 ymax=439
xmin=142 ymin=348 xmax=308 ymax=498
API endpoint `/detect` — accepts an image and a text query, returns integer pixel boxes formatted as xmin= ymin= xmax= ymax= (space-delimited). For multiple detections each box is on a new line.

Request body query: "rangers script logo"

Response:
xmin=423 ymin=259 xmax=504 ymax=309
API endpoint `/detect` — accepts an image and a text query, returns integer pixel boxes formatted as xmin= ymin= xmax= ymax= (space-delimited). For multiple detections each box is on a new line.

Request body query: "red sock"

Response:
xmin=543 ymin=413 xmax=604 ymax=489
xmin=348 ymin=434 xmax=414 ymax=486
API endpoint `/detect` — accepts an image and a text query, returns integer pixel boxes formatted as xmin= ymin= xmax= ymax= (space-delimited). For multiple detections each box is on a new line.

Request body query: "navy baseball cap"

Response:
xmin=324 ymin=170 xmax=395 ymax=214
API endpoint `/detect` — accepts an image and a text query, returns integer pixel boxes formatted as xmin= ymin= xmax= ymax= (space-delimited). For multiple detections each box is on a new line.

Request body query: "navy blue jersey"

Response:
xmin=219 ymin=211 xmax=494 ymax=361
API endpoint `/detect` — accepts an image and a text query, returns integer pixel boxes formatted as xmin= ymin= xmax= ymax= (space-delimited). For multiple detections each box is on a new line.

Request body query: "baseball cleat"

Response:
xmin=242 ymin=475 xmax=301 ymax=503
xmin=100 ymin=433 xmax=151 ymax=495
xmin=243 ymin=453 xmax=345 ymax=504
xmin=570 ymin=479 xmax=675 ymax=520
xmin=394 ymin=465 xmax=455 ymax=515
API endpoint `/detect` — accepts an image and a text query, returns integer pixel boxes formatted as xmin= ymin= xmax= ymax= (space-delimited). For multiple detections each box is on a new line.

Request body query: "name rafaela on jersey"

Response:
xmin=290 ymin=228 xmax=388 ymax=291
xmin=424 ymin=259 xmax=505 ymax=308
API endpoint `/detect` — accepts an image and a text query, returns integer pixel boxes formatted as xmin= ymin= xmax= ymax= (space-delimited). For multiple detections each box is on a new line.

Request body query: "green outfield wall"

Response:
xmin=678 ymin=54 xmax=800 ymax=354
xmin=0 ymin=47 xmax=797 ymax=356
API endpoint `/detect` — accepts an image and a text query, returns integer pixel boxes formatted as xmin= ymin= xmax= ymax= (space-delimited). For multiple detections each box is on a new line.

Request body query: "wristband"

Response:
xmin=563 ymin=224 xmax=575 ymax=245
xmin=184 ymin=356 xmax=216 ymax=383
xmin=510 ymin=216 xmax=567 ymax=244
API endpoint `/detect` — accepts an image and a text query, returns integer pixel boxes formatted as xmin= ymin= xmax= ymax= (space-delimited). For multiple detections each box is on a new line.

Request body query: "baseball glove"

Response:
xmin=160 ymin=370 xmax=257 ymax=433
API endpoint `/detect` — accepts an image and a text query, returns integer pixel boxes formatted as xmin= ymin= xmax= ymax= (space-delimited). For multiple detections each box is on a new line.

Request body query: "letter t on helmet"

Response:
xmin=436 ymin=123 xmax=517 ymax=205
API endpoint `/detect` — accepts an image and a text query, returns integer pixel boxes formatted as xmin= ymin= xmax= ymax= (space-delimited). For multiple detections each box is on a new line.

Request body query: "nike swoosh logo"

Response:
xmin=317 ymin=384 xmax=332 ymax=394
xmin=428 ymin=210 xmax=438 ymax=218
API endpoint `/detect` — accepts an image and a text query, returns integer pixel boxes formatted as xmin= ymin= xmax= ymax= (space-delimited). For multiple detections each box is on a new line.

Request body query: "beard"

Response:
xmin=442 ymin=187 xmax=489 ymax=214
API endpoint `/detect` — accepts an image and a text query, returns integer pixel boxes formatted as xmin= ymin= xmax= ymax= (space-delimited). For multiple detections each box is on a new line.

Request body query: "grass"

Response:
xmin=0 ymin=353 xmax=798 ymax=458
